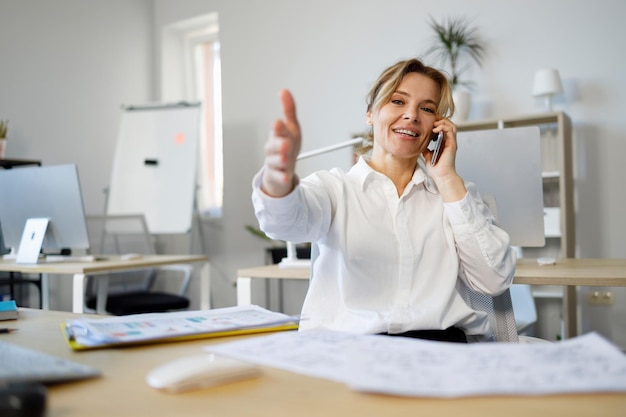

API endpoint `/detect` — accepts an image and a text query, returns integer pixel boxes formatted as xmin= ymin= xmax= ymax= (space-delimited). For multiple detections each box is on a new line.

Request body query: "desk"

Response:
xmin=0 ymin=255 xmax=210 ymax=313
xmin=237 ymin=259 xmax=626 ymax=339
xmin=3 ymin=308 xmax=625 ymax=417
xmin=515 ymin=258 xmax=626 ymax=338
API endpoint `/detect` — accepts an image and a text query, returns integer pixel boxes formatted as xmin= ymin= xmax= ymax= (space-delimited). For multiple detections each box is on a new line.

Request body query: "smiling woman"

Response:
xmin=360 ymin=59 xmax=454 ymax=159
xmin=251 ymin=57 xmax=517 ymax=344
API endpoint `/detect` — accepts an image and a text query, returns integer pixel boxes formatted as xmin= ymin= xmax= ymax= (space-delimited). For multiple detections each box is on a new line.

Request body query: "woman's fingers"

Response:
xmin=261 ymin=89 xmax=302 ymax=195
xmin=280 ymin=89 xmax=299 ymax=135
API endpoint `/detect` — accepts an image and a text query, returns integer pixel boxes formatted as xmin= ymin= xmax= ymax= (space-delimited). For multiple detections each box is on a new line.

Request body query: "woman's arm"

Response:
xmin=445 ymin=184 xmax=517 ymax=295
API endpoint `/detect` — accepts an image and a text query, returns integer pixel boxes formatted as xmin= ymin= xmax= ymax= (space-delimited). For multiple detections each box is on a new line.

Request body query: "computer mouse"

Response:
xmin=0 ymin=382 xmax=47 ymax=417
xmin=146 ymin=353 xmax=261 ymax=393
xmin=537 ymin=256 xmax=557 ymax=266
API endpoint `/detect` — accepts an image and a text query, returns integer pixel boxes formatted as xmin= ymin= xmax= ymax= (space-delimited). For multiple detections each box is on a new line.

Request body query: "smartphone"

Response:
xmin=428 ymin=131 xmax=444 ymax=166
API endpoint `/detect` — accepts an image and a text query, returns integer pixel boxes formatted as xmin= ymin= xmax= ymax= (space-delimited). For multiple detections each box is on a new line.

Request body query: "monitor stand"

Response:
xmin=15 ymin=218 xmax=49 ymax=264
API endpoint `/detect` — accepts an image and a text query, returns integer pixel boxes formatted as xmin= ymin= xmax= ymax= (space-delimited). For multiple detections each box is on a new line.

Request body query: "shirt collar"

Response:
xmin=350 ymin=156 xmax=439 ymax=195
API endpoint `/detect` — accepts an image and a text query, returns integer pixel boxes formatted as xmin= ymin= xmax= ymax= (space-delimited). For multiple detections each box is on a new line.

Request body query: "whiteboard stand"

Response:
xmin=106 ymin=102 xmax=201 ymax=235
xmin=101 ymin=186 xmax=205 ymax=256
xmin=103 ymin=102 xmax=203 ymax=255
xmin=188 ymin=189 xmax=207 ymax=255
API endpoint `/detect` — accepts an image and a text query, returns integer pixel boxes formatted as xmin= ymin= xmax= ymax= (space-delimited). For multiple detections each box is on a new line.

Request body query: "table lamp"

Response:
xmin=532 ymin=69 xmax=563 ymax=112
xmin=279 ymin=136 xmax=365 ymax=269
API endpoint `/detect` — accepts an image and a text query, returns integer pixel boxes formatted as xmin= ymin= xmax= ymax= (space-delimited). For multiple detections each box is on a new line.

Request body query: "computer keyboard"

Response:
xmin=44 ymin=255 xmax=107 ymax=262
xmin=0 ymin=341 xmax=101 ymax=384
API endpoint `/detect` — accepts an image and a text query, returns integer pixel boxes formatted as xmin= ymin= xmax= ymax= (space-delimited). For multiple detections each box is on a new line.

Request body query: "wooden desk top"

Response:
xmin=0 ymin=254 xmax=209 ymax=275
xmin=514 ymin=258 xmax=626 ymax=286
xmin=4 ymin=308 xmax=625 ymax=417
xmin=238 ymin=258 xmax=626 ymax=287
xmin=238 ymin=263 xmax=310 ymax=280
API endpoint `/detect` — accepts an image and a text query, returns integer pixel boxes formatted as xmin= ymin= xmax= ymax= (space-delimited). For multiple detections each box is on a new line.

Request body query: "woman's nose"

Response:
xmin=403 ymin=109 xmax=418 ymax=122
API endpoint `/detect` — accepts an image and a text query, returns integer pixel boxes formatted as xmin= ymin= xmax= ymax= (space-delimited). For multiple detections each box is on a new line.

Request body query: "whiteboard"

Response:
xmin=106 ymin=104 xmax=201 ymax=234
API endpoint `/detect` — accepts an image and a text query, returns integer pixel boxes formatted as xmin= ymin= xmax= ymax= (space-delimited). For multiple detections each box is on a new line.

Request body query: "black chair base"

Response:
xmin=0 ymin=272 xmax=42 ymax=308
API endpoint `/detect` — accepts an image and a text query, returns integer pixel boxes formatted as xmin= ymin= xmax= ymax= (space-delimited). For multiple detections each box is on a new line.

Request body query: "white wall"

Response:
xmin=0 ymin=0 xmax=154 ymax=214
xmin=1 ymin=0 xmax=625 ymax=342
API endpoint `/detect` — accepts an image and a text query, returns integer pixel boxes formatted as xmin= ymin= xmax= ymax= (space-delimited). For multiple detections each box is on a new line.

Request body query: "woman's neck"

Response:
xmin=366 ymin=154 xmax=418 ymax=197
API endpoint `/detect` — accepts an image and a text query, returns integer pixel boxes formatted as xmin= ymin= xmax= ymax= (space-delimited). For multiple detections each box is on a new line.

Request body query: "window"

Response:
xmin=162 ymin=13 xmax=223 ymax=218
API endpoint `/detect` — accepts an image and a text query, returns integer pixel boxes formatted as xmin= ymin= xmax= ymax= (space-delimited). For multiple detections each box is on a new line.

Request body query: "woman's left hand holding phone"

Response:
xmin=262 ymin=89 xmax=302 ymax=197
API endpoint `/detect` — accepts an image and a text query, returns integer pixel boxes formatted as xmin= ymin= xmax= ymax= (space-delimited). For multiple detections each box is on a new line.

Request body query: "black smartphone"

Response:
xmin=428 ymin=131 xmax=444 ymax=166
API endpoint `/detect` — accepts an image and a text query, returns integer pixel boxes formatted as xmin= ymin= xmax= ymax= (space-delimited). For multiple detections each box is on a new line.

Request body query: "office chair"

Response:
xmin=468 ymin=196 xmax=546 ymax=343
xmin=510 ymin=284 xmax=538 ymax=336
xmin=84 ymin=214 xmax=192 ymax=315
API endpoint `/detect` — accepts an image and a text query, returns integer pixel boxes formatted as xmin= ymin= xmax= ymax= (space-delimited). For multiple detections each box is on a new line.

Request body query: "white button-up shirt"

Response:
xmin=252 ymin=157 xmax=516 ymax=340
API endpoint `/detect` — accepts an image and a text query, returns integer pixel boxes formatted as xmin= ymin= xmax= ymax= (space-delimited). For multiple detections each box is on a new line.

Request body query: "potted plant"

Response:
xmin=0 ymin=120 xmax=8 ymax=159
xmin=424 ymin=16 xmax=486 ymax=121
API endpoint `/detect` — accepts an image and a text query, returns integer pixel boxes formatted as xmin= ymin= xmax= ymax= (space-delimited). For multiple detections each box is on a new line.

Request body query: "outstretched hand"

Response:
xmin=261 ymin=89 xmax=302 ymax=197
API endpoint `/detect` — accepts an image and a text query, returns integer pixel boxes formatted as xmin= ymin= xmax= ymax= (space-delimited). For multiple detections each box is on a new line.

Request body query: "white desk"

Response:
xmin=237 ymin=258 xmax=626 ymax=338
xmin=0 ymin=255 xmax=210 ymax=313
xmin=4 ymin=308 xmax=626 ymax=417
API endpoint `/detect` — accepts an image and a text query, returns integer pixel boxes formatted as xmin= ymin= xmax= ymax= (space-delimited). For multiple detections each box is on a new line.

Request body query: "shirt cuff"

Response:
xmin=251 ymin=168 xmax=301 ymax=211
xmin=443 ymin=192 xmax=473 ymax=226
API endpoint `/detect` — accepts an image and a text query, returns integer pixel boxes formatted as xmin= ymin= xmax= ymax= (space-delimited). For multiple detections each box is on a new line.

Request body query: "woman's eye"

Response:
xmin=421 ymin=107 xmax=435 ymax=114
xmin=391 ymin=99 xmax=404 ymax=105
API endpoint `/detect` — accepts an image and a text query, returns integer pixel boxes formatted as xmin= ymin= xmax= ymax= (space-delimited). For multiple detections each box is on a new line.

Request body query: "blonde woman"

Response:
xmin=252 ymin=58 xmax=516 ymax=343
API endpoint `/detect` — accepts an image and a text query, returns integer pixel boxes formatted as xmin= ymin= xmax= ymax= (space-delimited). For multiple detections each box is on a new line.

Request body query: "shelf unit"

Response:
xmin=457 ymin=112 xmax=575 ymax=340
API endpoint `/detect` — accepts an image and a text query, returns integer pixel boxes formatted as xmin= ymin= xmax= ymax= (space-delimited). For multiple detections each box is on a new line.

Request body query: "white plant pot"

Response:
xmin=0 ymin=139 xmax=6 ymax=159
xmin=452 ymin=89 xmax=471 ymax=122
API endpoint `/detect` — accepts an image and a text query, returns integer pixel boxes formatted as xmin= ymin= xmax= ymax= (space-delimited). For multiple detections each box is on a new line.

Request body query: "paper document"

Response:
xmin=206 ymin=329 xmax=626 ymax=398
xmin=64 ymin=305 xmax=298 ymax=349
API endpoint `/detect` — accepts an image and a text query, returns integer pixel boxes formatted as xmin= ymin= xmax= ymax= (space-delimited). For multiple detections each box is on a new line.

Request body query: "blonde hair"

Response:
xmin=358 ymin=59 xmax=454 ymax=155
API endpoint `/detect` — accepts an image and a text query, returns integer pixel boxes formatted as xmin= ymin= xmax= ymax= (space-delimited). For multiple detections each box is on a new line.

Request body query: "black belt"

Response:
xmin=378 ymin=327 xmax=467 ymax=343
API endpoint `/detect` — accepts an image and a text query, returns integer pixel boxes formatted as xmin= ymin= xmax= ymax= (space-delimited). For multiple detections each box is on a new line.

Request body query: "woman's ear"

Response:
xmin=366 ymin=111 xmax=373 ymax=126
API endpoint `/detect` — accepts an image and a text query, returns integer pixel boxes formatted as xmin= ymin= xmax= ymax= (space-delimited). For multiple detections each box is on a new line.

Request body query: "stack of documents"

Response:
xmin=63 ymin=305 xmax=298 ymax=350
xmin=206 ymin=329 xmax=626 ymax=398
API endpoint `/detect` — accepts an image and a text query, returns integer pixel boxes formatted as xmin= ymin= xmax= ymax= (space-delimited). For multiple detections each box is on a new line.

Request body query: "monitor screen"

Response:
xmin=455 ymin=126 xmax=545 ymax=248
xmin=0 ymin=164 xmax=90 ymax=254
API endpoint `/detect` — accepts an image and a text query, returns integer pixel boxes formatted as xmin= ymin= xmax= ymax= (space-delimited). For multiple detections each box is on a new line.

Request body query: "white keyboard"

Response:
xmin=44 ymin=255 xmax=107 ymax=262
xmin=0 ymin=341 xmax=101 ymax=384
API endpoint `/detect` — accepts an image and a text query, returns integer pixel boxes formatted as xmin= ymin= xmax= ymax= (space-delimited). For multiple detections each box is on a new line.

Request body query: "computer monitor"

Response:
xmin=0 ymin=164 xmax=90 ymax=255
xmin=455 ymin=126 xmax=545 ymax=248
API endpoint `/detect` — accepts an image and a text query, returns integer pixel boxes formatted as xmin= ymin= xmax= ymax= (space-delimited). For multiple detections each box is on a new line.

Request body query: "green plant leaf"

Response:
xmin=424 ymin=15 xmax=486 ymax=88
xmin=0 ymin=120 xmax=8 ymax=139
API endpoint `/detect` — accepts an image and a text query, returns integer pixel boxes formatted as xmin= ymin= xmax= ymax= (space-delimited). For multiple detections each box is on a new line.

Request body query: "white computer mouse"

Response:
xmin=120 ymin=253 xmax=142 ymax=261
xmin=146 ymin=353 xmax=261 ymax=393
xmin=537 ymin=256 xmax=557 ymax=266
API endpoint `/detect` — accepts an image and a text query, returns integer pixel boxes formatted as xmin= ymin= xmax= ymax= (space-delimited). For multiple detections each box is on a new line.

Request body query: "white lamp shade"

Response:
xmin=532 ymin=69 xmax=563 ymax=97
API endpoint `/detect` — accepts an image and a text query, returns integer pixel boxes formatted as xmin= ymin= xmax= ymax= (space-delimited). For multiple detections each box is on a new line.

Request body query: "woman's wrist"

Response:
xmin=434 ymin=173 xmax=467 ymax=202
